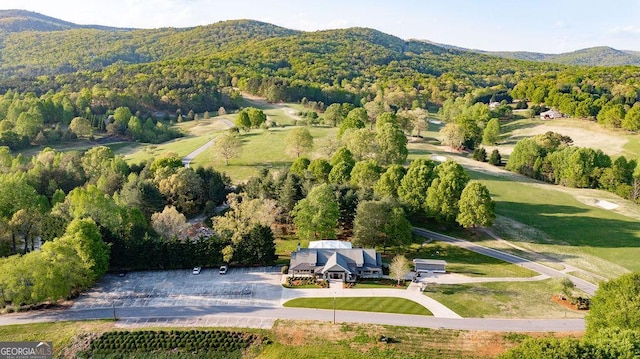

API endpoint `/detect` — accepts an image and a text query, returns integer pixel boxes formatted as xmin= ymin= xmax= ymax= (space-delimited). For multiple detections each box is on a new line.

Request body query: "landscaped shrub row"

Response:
xmin=286 ymin=276 xmax=317 ymax=286
xmin=88 ymin=329 xmax=262 ymax=355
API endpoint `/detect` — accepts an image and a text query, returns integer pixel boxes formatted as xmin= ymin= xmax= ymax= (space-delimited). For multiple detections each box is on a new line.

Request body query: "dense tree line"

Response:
xmin=506 ymin=132 xmax=640 ymax=201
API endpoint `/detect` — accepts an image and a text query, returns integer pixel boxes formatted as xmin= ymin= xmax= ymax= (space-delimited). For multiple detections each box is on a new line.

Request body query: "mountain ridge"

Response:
xmin=0 ymin=9 xmax=128 ymax=32
xmin=2 ymin=9 xmax=639 ymax=67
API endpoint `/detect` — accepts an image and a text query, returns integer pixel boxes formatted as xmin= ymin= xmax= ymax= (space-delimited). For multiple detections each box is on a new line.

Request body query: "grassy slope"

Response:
xmin=0 ymin=319 xmax=548 ymax=359
xmin=409 ymin=117 xmax=640 ymax=277
xmin=191 ymin=126 xmax=337 ymax=182
xmin=0 ymin=320 xmax=115 ymax=357
xmin=424 ymin=279 xmax=587 ymax=319
xmin=473 ymin=170 xmax=639 ymax=276
xmin=283 ymin=297 xmax=432 ymax=316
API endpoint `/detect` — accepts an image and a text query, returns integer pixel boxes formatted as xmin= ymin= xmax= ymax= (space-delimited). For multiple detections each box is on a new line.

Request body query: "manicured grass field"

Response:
xmin=470 ymin=170 xmax=640 ymax=276
xmin=354 ymin=278 xmax=408 ymax=289
xmin=386 ymin=242 xmax=537 ymax=278
xmin=120 ymin=134 xmax=215 ymax=164
xmin=423 ymin=278 xmax=587 ymax=319
xmin=191 ymin=126 xmax=337 ymax=182
xmin=283 ymin=297 xmax=432 ymax=316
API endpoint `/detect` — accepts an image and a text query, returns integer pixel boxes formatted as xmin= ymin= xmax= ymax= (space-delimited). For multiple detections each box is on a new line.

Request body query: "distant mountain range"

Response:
xmin=0 ymin=9 xmax=126 ymax=31
xmin=0 ymin=9 xmax=639 ymax=69
xmin=482 ymin=46 xmax=640 ymax=67
xmin=418 ymin=38 xmax=640 ymax=67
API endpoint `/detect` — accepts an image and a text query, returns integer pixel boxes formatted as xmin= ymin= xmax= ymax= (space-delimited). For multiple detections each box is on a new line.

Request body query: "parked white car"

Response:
xmin=219 ymin=265 xmax=228 ymax=274
xmin=192 ymin=267 xmax=201 ymax=275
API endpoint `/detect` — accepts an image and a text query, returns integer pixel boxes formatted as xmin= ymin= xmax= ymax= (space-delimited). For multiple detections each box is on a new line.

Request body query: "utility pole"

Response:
xmin=333 ymin=293 xmax=336 ymax=324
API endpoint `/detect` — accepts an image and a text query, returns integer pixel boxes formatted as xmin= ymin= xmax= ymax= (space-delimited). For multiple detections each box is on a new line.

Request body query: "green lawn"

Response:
xmin=121 ymin=135 xmax=215 ymax=164
xmin=423 ymin=279 xmax=587 ymax=319
xmin=354 ymin=279 xmax=408 ymax=289
xmin=469 ymin=170 xmax=640 ymax=276
xmin=283 ymin=297 xmax=432 ymax=316
xmin=190 ymin=126 xmax=337 ymax=182
xmin=386 ymin=242 xmax=537 ymax=278
xmin=275 ymin=235 xmax=309 ymax=265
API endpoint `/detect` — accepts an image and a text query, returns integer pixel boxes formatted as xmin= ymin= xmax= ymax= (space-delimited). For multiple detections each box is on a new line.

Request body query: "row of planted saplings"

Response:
xmin=89 ymin=329 xmax=262 ymax=354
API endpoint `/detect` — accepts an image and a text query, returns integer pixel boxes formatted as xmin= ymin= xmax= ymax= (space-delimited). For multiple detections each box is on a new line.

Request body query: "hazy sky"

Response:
xmin=3 ymin=0 xmax=640 ymax=53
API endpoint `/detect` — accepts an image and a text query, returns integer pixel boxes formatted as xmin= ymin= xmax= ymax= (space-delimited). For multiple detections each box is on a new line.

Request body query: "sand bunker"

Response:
xmin=595 ymin=200 xmax=619 ymax=210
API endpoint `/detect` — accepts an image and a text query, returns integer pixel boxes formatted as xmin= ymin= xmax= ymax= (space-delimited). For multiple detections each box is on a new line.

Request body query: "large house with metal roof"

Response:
xmin=289 ymin=248 xmax=383 ymax=282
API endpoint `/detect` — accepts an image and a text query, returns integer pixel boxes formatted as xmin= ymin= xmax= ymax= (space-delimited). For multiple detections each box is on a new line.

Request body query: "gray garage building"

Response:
xmin=413 ymin=259 xmax=447 ymax=273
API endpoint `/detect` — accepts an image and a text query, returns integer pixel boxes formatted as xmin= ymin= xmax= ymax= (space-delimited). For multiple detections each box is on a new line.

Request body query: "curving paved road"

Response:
xmin=412 ymin=227 xmax=598 ymax=295
xmin=0 ymin=305 xmax=585 ymax=332
xmin=181 ymin=118 xmax=234 ymax=168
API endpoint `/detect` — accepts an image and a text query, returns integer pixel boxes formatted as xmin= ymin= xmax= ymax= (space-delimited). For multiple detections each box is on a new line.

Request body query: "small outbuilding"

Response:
xmin=413 ymin=259 xmax=447 ymax=274
xmin=540 ymin=109 xmax=564 ymax=119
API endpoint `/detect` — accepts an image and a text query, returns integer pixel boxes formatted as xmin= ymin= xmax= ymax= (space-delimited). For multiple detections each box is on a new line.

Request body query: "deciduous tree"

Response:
xmin=373 ymin=164 xmax=406 ymax=198
xmin=389 ymin=255 xmax=411 ymax=286
xmin=151 ymin=205 xmax=187 ymax=240
xmin=456 ymin=181 xmax=495 ymax=228
xmin=425 ymin=161 xmax=469 ymax=222
xmin=398 ymin=161 xmax=435 ymax=213
xmin=352 ymin=199 xmax=411 ymax=251
xmin=350 ymin=159 xmax=381 ymax=188
xmin=482 ymin=118 xmax=501 ymax=145
xmin=69 ymin=117 xmax=92 ymax=138
xmin=587 ymin=272 xmax=640 ymax=335
xmin=440 ymin=122 xmax=465 ymax=149
xmin=286 ymin=127 xmax=314 ymax=158
xmin=292 ymin=184 xmax=339 ymax=240
xmin=375 ymin=122 xmax=408 ymax=165
xmin=213 ymin=132 xmax=242 ymax=165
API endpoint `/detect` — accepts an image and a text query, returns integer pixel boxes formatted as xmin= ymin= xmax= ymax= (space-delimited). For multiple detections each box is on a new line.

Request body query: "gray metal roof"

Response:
xmin=290 ymin=248 xmax=381 ymax=271
xmin=413 ymin=259 xmax=447 ymax=266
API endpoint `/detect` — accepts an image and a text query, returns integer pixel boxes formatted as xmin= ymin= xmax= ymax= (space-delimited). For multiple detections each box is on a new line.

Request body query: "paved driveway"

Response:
xmin=72 ymin=267 xmax=283 ymax=310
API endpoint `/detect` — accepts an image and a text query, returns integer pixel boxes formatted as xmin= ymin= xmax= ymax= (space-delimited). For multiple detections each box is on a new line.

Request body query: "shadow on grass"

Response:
xmin=501 ymin=120 xmax=543 ymax=133
xmin=497 ymin=201 xmax=640 ymax=249
xmin=409 ymin=148 xmax=431 ymax=156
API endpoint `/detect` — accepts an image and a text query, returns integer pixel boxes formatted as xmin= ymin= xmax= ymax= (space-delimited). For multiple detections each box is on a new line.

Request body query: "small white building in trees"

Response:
xmin=540 ymin=109 xmax=564 ymax=119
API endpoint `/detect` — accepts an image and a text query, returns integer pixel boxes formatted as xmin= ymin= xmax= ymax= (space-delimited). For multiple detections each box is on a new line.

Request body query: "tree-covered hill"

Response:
xmin=0 ymin=9 xmax=124 ymax=32
xmin=485 ymin=46 xmax=640 ymax=67
xmin=1 ymin=11 xmax=640 ymax=146
xmin=0 ymin=16 xmax=299 ymax=77
xmin=415 ymin=38 xmax=640 ymax=67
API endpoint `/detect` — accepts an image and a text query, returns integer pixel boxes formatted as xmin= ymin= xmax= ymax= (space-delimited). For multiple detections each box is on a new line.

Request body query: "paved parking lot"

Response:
xmin=72 ymin=267 xmax=283 ymax=310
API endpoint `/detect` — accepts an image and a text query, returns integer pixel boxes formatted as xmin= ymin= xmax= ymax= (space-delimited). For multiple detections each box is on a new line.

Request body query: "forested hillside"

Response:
xmin=1 ymin=11 xmax=640 ymax=152
xmin=483 ymin=46 xmax=640 ymax=67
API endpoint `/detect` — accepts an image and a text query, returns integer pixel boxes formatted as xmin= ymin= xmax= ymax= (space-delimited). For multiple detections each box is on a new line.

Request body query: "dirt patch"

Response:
xmin=552 ymin=295 xmax=589 ymax=311
xmin=273 ymin=320 xmax=357 ymax=346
